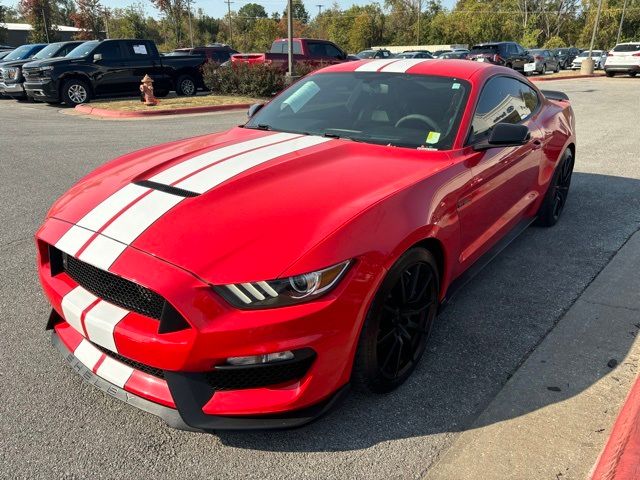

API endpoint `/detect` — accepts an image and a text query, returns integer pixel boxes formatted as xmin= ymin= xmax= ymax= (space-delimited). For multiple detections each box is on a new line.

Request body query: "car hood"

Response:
xmin=24 ymin=56 xmax=82 ymax=69
xmin=49 ymin=128 xmax=452 ymax=284
xmin=0 ymin=59 xmax=30 ymax=69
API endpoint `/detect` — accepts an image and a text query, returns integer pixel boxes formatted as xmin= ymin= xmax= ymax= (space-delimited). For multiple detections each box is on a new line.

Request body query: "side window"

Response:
xmin=324 ymin=44 xmax=343 ymax=58
xmin=307 ymin=42 xmax=326 ymax=57
xmin=96 ymin=42 xmax=122 ymax=60
xmin=59 ymin=44 xmax=75 ymax=56
xmin=126 ymin=42 xmax=150 ymax=57
xmin=470 ymin=76 xmax=539 ymax=142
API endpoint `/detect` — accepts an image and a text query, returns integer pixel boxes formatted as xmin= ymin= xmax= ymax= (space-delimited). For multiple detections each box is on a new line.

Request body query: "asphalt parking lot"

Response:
xmin=1 ymin=77 xmax=639 ymax=479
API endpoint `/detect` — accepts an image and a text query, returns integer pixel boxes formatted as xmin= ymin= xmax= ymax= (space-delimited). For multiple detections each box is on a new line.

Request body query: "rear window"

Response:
xmin=470 ymin=45 xmax=500 ymax=54
xmin=270 ymin=41 xmax=302 ymax=55
xmin=613 ymin=44 xmax=640 ymax=52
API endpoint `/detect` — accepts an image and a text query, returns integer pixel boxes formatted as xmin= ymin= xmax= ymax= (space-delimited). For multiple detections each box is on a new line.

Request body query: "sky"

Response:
xmin=3 ymin=0 xmax=456 ymax=21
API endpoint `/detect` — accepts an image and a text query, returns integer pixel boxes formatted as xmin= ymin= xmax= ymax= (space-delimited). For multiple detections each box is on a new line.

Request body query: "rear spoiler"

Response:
xmin=541 ymin=90 xmax=569 ymax=101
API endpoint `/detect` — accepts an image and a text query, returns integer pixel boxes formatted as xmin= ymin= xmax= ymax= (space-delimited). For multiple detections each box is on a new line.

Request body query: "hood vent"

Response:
xmin=133 ymin=180 xmax=199 ymax=198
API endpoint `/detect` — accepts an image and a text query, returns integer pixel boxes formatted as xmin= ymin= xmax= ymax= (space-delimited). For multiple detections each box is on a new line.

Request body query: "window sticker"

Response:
xmin=426 ymin=131 xmax=441 ymax=144
xmin=133 ymin=44 xmax=148 ymax=55
xmin=281 ymin=81 xmax=320 ymax=113
xmin=452 ymin=82 xmax=461 ymax=90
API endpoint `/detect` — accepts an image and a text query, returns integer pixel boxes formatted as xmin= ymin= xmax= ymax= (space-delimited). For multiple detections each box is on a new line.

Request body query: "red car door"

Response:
xmin=456 ymin=76 xmax=544 ymax=267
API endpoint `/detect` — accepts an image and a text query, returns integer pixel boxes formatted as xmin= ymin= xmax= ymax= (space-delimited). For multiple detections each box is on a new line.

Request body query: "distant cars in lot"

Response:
xmin=439 ymin=51 xmax=469 ymax=59
xmin=168 ymin=44 xmax=238 ymax=64
xmin=356 ymin=49 xmax=394 ymax=59
xmin=468 ymin=42 xmax=534 ymax=74
xmin=605 ymin=42 xmax=640 ymax=77
xmin=529 ymin=49 xmax=560 ymax=74
xmin=552 ymin=47 xmax=580 ymax=69
xmin=0 ymin=43 xmax=47 ymax=98
xmin=571 ymin=50 xmax=606 ymax=70
xmin=395 ymin=50 xmax=433 ymax=59
xmin=0 ymin=41 xmax=83 ymax=100
xmin=232 ymin=38 xmax=350 ymax=68
xmin=0 ymin=50 xmax=12 ymax=61
xmin=22 ymin=39 xmax=207 ymax=106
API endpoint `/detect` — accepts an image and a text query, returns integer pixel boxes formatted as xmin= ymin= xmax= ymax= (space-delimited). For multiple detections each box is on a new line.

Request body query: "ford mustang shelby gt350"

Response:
xmin=36 ymin=59 xmax=575 ymax=431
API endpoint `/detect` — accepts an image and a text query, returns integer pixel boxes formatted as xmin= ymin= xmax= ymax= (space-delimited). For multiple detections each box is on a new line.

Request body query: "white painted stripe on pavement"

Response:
xmin=78 ymin=234 xmax=128 ymax=271
xmin=176 ymin=136 xmax=333 ymax=194
xmin=380 ymin=59 xmax=429 ymax=72
xmin=84 ymin=301 xmax=130 ymax=353
xmin=61 ymin=286 xmax=97 ymax=335
xmin=149 ymin=132 xmax=300 ymax=185
xmin=100 ymin=190 xmax=183 ymax=245
xmin=96 ymin=356 xmax=134 ymax=388
xmin=76 ymin=184 xmax=150 ymax=232
xmin=55 ymin=225 xmax=95 ymax=257
xmin=74 ymin=339 xmax=102 ymax=369
xmin=355 ymin=59 xmax=398 ymax=72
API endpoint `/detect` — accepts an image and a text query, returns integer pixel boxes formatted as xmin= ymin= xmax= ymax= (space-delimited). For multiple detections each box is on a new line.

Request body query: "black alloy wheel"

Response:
xmin=352 ymin=248 xmax=439 ymax=393
xmin=536 ymin=150 xmax=574 ymax=227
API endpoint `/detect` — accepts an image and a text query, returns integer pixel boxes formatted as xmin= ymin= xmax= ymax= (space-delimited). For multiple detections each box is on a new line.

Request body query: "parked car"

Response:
xmin=439 ymin=51 xmax=469 ymax=59
xmin=552 ymin=47 xmax=580 ymax=69
xmin=468 ymin=42 xmax=534 ymax=74
xmin=232 ymin=38 xmax=350 ymax=69
xmin=0 ymin=41 xmax=83 ymax=100
xmin=0 ymin=44 xmax=14 ymax=51
xmin=570 ymin=50 xmax=606 ymax=70
xmin=604 ymin=42 xmax=640 ymax=77
xmin=22 ymin=39 xmax=207 ymax=106
xmin=37 ymin=59 xmax=576 ymax=431
xmin=529 ymin=49 xmax=560 ymax=74
xmin=431 ymin=49 xmax=451 ymax=57
xmin=169 ymin=44 xmax=238 ymax=64
xmin=395 ymin=51 xmax=433 ymax=59
xmin=0 ymin=50 xmax=13 ymax=61
xmin=356 ymin=49 xmax=394 ymax=59
xmin=0 ymin=43 xmax=47 ymax=98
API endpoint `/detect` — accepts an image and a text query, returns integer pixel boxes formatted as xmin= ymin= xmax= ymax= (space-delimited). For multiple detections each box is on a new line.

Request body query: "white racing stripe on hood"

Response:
xmin=355 ymin=59 xmax=398 ymax=72
xmin=76 ymin=184 xmax=150 ymax=232
xmin=78 ymin=234 xmax=128 ymax=271
xmin=176 ymin=135 xmax=333 ymax=194
xmin=149 ymin=132 xmax=300 ymax=185
xmin=380 ymin=59 xmax=430 ymax=72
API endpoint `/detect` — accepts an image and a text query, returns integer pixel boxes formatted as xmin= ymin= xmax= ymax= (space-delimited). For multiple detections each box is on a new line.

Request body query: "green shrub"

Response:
xmin=202 ymin=61 xmax=328 ymax=98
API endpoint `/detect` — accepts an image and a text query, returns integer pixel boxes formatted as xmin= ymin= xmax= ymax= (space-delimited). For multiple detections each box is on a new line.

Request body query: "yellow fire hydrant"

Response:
xmin=140 ymin=74 xmax=159 ymax=106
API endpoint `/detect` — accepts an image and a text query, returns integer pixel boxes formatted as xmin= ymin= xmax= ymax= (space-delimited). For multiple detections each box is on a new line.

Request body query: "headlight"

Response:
xmin=3 ymin=67 xmax=18 ymax=81
xmin=214 ymin=260 xmax=352 ymax=309
xmin=40 ymin=66 xmax=54 ymax=76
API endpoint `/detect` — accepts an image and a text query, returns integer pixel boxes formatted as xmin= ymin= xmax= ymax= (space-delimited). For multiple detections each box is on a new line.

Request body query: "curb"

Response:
xmin=75 ymin=102 xmax=252 ymax=118
xmin=530 ymin=73 xmax=603 ymax=82
xmin=591 ymin=371 xmax=640 ymax=480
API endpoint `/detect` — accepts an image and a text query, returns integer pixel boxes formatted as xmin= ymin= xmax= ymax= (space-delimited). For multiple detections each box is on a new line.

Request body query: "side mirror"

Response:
xmin=473 ymin=123 xmax=531 ymax=151
xmin=247 ymin=103 xmax=264 ymax=118
xmin=93 ymin=53 xmax=102 ymax=62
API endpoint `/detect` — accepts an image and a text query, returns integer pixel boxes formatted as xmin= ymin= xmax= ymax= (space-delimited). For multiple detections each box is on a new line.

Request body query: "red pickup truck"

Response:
xmin=231 ymin=38 xmax=351 ymax=68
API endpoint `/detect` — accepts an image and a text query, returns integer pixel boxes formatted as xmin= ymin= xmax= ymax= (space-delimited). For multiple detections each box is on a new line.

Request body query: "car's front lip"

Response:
xmin=0 ymin=81 xmax=25 ymax=94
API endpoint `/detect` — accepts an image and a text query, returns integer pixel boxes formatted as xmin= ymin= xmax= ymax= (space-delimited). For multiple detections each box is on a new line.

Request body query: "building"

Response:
xmin=1 ymin=23 xmax=83 ymax=47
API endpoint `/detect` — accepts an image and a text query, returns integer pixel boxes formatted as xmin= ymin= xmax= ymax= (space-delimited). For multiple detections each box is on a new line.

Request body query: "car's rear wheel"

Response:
xmin=606 ymin=70 xmax=616 ymax=77
xmin=176 ymin=74 xmax=197 ymax=96
xmin=352 ymin=248 xmax=439 ymax=393
xmin=536 ymin=149 xmax=574 ymax=227
xmin=629 ymin=72 xmax=637 ymax=77
xmin=61 ymin=79 xmax=91 ymax=106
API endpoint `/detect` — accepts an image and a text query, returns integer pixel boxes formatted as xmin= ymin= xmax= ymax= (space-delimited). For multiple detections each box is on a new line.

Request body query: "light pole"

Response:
xmin=416 ymin=0 xmax=422 ymax=46
xmin=616 ymin=0 xmax=628 ymax=44
xmin=186 ymin=0 xmax=194 ymax=48
xmin=316 ymin=4 xmax=322 ymax=16
xmin=41 ymin=5 xmax=50 ymax=43
xmin=582 ymin=0 xmax=603 ymax=74
xmin=225 ymin=0 xmax=234 ymax=45
xmin=287 ymin=0 xmax=294 ymax=79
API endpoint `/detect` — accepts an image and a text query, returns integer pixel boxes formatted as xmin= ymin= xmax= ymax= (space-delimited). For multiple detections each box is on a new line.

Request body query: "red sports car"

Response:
xmin=36 ymin=59 xmax=575 ymax=430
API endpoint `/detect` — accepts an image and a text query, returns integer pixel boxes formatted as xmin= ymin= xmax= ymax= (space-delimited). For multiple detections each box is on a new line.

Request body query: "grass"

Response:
xmin=89 ymin=94 xmax=262 ymax=112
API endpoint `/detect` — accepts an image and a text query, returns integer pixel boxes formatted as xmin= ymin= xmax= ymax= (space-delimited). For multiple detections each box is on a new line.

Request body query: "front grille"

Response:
xmin=94 ymin=343 xmax=165 ymax=379
xmin=63 ymin=252 xmax=165 ymax=320
xmin=205 ymin=350 xmax=316 ymax=391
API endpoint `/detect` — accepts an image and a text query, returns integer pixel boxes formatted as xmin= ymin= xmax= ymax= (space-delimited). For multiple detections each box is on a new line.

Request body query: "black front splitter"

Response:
xmin=51 ymin=331 xmax=348 ymax=432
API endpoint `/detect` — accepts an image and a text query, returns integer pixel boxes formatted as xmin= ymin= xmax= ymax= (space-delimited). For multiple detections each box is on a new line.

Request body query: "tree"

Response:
xmin=283 ymin=0 xmax=309 ymax=24
xmin=150 ymin=0 xmax=186 ymax=47
xmin=19 ymin=0 xmax=58 ymax=42
xmin=0 ymin=5 xmax=6 ymax=43
xmin=71 ymin=0 xmax=103 ymax=39
xmin=109 ymin=4 xmax=148 ymax=39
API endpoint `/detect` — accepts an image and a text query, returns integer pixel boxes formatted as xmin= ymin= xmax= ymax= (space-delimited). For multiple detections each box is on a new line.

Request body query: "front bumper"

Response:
xmin=24 ymin=79 xmax=59 ymax=102
xmin=37 ymin=217 xmax=379 ymax=429
xmin=0 ymin=81 xmax=25 ymax=96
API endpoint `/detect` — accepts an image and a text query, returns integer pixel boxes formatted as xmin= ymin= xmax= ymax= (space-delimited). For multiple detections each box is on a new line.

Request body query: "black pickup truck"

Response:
xmin=23 ymin=39 xmax=207 ymax=106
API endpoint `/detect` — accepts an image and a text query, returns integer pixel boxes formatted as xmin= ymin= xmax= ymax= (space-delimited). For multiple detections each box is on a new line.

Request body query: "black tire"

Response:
xmin=175 ymin=74 xmax=197 ymax=96
xmin=541 ymin=63 xmax=547 ymax=75
xmin=536 ymin=149 xmax=574 ymax=227
xmin=352 ymin=248 xmax=440 ymax=393
xmin=555 ymin=63 xmax=560 ymax=73
xmin=606 ymin=70 xmax=616 ymax=77
xmin=629 ymin=72 xmax=637 ymax=78
xmin=505 ymin=63 xmax=513 ymax=69
xmin=61 ymin=79 xmax=91 ymax=106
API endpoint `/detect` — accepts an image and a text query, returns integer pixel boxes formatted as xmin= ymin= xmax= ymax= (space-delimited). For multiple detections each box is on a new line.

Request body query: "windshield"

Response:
xmin=613 ymin=43 xmax=640 ymax=52
xmin=470 ymin=45 xmax=499 ymax=54
xmin=66 ymin=41 xmax=99 ymax=58
xmin=246 ymin=72 xmax=470 ymax=150
xmin=3 ymin=45 xmax=40 ymax=61
xmin=357 ymin=51 xmax=377 ymax=59
xmin=32 ymin=42 xmax=65 ymax=60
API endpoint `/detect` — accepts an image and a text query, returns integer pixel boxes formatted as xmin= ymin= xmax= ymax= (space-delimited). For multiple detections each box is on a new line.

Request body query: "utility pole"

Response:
xmin=416 ymin=0 xmax=422 ymax=46
xmin=224 ymin=0 xmax=234 ymax=46
xmin=103 ymin=8 xmax=110 ymax=39
xmin=186 ymin=0 xmax=194 ymax=48
xmin=588 ymin=0 xmax=603 ymax=57
xmin=287 ymin=0 xmax=294 ymax=78
xmin=316 ymin=4 xmax=322 ymax=16
xmin=616 ymin=0 xmax=628 ymax=44
xmin=41 ymin=5 xmax=50 ymax=43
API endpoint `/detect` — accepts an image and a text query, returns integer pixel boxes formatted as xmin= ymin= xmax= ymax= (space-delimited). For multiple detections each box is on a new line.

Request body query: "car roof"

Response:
xmin=319 ymin=58 xmax=494 ymax=80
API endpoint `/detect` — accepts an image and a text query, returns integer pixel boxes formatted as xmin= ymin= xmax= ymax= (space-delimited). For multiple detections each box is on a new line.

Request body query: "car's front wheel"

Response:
xmin=536 ymin=149 xmax=574 ymax=227
xmin=352 ymin=248 xmax=439 ymax=393
xmin=61 ymin=79 xmax=91 ymax=106
xmin=176 ymin=74 xmax=197 ymax=96
xmin=606 ymin=70 xmax=616 ymax=77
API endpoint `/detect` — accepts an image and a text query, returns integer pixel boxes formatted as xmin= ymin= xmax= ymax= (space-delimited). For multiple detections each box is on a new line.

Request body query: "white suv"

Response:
xmin=605 ymin=42 xmax=640 ymax=77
